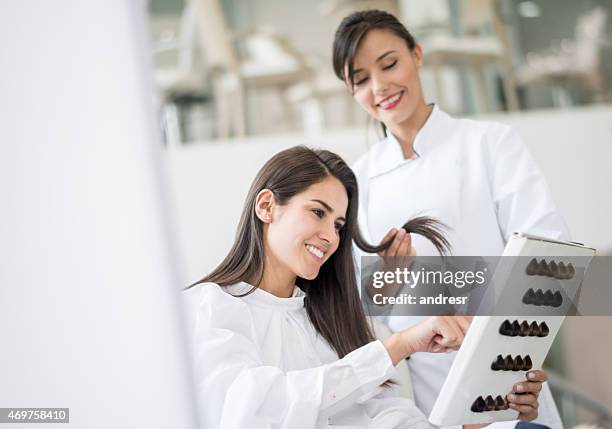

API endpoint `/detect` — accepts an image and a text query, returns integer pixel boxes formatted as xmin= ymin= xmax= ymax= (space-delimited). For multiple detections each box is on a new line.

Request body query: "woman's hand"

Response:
xmin=367 ymin=228 xmax=417 ymax=301
xmin=378 ymin=227 xmax=416 ymax=259
xmin=383 ymin=316 xmax=472 ymax=365
xmin=405 ymin=315 xmax=473 ymax=354
xmin=459 ymin=371 xmax=546 ymax=428
xmin=507 ymin=370 xmax=547 ymax=421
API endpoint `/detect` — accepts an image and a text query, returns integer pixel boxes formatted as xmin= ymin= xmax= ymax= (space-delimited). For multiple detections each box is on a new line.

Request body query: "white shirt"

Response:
xmin=352 ymin=105 xmax=568 ymax=428
xmin=192 ymin=282 xmax=517 ymax=428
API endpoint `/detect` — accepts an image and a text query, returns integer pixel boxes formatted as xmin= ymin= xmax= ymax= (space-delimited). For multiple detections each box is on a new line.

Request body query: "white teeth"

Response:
xmin=306 ymin=245 xmax=324 ymax=259
xmin=380 ymin=92 xmax=401 ymax=107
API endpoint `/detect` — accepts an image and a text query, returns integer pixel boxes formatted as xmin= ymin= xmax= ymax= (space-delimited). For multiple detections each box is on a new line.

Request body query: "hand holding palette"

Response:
xmin=428 ymin=233 xmax=596 ymax=426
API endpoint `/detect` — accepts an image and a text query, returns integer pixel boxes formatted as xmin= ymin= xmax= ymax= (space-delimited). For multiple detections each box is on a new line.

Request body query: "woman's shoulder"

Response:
xmin=192 ymin=281 xmax=251 ymax=310
xmin=190 ymin=282 xmax=257 ymax=334
xmin=447 ymin=111 xmax=515 ymax=141
xmin=443 ymin=113 xmax=532 ymax=169
xmin=351 ymin=138 xmax=391 ymax=179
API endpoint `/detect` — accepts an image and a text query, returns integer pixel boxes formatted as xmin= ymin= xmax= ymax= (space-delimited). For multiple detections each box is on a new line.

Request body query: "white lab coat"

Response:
xmin=352 ymin=105 xmax=568 ymax=428
xmin=192 ymin=281 xmax=518 ymax=429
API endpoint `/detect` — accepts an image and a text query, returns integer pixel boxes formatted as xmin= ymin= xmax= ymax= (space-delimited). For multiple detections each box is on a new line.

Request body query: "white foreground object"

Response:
xmin=0 ymin=1 xmax=199 ymax=428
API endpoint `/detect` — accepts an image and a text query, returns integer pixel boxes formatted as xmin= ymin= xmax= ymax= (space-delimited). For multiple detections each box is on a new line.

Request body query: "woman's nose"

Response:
xmin=319 ymin=223 xmax=336 ymax=244
xmin=371 ymin=73 xmax=388 ymax=95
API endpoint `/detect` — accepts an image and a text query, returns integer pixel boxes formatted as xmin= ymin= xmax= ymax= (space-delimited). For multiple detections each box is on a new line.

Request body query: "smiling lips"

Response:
xmin=377 ymin=91 xmax=403 ymax=110
xmin=305 ymin=244 xmax=325 ymax=261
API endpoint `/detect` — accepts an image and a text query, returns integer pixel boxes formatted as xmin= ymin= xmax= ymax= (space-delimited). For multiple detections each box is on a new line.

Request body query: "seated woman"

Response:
xmin=187 ymin=146 xmax=546 ymax=428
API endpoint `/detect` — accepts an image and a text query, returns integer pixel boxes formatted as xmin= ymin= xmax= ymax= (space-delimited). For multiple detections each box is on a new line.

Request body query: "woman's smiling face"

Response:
xmin=264 ymin=175 xmax=348 ymax=282
xmin=348 ymin=29 xmax=425 ymax=127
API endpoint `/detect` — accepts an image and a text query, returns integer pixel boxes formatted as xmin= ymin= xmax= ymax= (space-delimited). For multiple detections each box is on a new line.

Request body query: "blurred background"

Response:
xmin=148 ymin=0 xmax=612 ymax=427
xmin=149 ymin=0 xmax=612 ymax=141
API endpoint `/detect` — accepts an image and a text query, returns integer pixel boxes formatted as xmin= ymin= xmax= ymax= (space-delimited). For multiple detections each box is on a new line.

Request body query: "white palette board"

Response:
xmin=429 ymin=233 xmax=596 ymax=426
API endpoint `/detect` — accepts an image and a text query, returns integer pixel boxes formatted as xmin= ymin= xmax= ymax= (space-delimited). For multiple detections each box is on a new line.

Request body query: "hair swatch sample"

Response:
xmin=491 ymin=354 xmax=533 ymax=371
xmin=522 ymin=288 xmax=563 ymax=307
xmin=471 ymin=395 xmax=509 ymax=412
xmin=525 ymin=258 xmax=575 ymax=279
xmin=498 ymin=318 xmax=551 ymax=337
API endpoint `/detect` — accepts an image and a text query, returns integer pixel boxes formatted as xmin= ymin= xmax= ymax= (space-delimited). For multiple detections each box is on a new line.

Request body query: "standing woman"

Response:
xmin=332 ymin=9 xmax=568 ymax=428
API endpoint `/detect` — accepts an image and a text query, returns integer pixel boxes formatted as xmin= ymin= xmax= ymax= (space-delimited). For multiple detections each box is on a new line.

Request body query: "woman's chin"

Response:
xmin=381 ymin=109 xmax=410 ymax=126
xmin=300 ymin=268 xmax=320 ymax=280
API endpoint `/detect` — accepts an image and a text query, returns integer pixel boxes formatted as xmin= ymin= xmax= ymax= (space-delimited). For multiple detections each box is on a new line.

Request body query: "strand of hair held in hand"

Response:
xmin=354 ymin=216 xmax=451 ymax=255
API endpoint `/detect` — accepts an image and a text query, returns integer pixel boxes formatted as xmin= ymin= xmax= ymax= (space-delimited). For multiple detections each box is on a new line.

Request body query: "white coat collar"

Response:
xmin=369 ymin=104 xmax=451 ymax=179
xmin=228 ymin=281 xmax=305 ymax=311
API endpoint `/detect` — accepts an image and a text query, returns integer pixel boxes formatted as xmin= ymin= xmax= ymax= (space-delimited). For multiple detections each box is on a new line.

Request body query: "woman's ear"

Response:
xmin=255 ymin=189 xmax=275 ymax=223
xmin=412 ymin=43 xmax=424 ymax=68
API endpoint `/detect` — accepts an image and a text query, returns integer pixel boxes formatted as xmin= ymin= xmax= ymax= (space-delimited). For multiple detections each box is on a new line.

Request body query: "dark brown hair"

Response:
xmin=332 ymin=9 xmax=418 ymax=137
xmin=332 ymin=9 xmax=416 ymax=87
xmin=187 ymin=146 xmax=449 ymax=359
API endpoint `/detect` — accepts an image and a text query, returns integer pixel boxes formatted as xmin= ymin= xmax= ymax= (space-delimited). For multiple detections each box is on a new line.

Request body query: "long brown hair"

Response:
xmin=187 ymin=146 xmax=449 ymax=359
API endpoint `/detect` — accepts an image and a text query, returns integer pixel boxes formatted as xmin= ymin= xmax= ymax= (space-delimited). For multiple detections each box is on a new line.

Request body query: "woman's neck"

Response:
xmin=258 ymin=252 xmax=296 ymax=298
xmin=385 ymin=102 xmax=433 ymax=159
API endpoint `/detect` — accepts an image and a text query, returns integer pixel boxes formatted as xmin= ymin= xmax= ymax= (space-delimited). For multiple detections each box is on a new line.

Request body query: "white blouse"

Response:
xmin=351 ymin=105 xmax=567 ymax=427
xmin=192 ymin=281 xmax=518 ymax=429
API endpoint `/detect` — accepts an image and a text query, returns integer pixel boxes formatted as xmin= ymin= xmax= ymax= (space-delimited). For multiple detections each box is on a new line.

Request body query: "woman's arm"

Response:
xmin=195 ymin=286 xmax=474 ymax=428
xmin=384 ymin=316 xmax=471 ymax=365
xmin=488 ymin=126 xmax=570 ymax=242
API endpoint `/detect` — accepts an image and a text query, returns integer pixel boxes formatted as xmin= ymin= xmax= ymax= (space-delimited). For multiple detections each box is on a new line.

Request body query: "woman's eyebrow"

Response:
xmin=310 ymin=199 xmax=346 ymax=222
xmin=376 ymin=50 xmax=397 ymax=62
xmin=352 ymin=50 xmax=397 ymax=73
